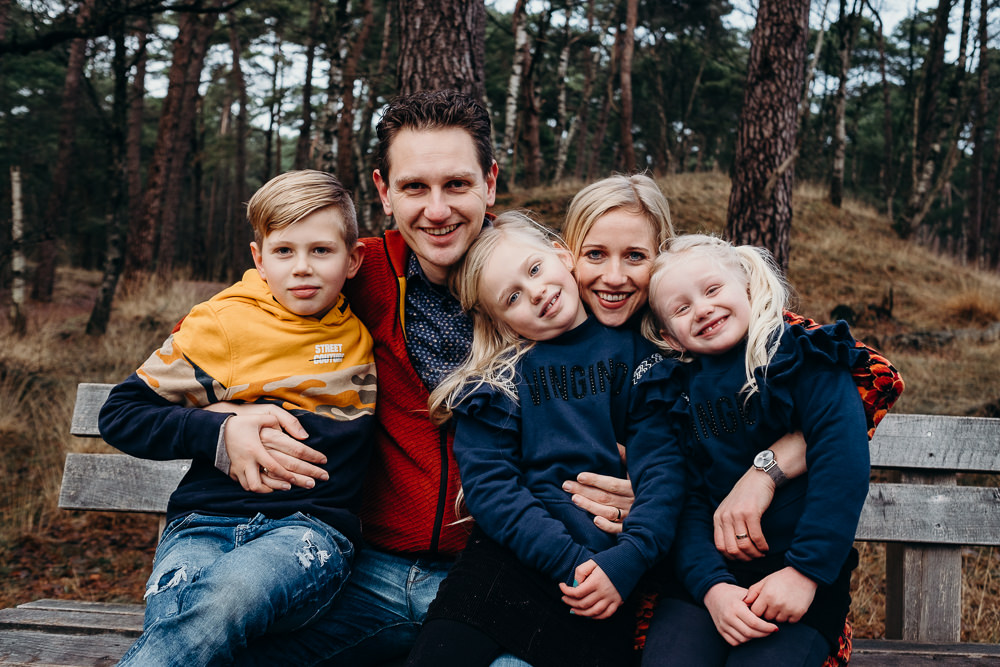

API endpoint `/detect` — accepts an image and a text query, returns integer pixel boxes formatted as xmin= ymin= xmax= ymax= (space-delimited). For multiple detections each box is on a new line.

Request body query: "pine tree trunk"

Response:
xmin=336 ymin=0 xmax=375 ymax=194
xmin=726 ymin=0 xmax=810 ymax=272
xmin=226 ymin=13 xmax=249 ymax=283
xmin=618 ymin=0 xmax=638 ymax=173
xmin=294 ymin=0 xmax=322 ymax=170
xmin=572 ymin=0 xmax=600 ymax=181
xmin=87 ymin=14 xmax=128 ymax=336
xmin=33 ymin=0 xmax=93 ymax=302
xmin=124 ymin=4 xmax=217 ymax=283
xmin=397 ymin=0 xmax=486 ymax=99
xmin=965 ymin=0 xmax=989 ymax=265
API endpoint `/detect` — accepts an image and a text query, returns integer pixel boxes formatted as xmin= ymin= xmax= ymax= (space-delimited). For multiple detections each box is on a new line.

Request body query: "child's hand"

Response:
xmin=558 ymin=560 xmax=623 ymax=619
xmin=744 ymin=566 xmax=818 ymax=623
xmin=703 ymin=582 xmax=778 ymax=646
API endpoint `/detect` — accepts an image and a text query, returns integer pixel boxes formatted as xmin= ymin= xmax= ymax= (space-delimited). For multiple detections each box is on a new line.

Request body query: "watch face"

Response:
xmin=754 ymin=450 xmax=774 ymax=468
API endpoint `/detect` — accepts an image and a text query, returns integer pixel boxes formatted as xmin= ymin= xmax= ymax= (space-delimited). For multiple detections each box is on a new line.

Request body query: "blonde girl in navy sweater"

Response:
xmin=639 ymin=234 xmax=871 ymax=666
xmin=404 ymin=212 xmax=687 ymax=667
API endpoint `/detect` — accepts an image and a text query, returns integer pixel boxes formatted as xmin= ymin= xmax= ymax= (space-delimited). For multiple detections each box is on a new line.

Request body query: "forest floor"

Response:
xmin=2 ymin=172 xmax=1000 ymax=641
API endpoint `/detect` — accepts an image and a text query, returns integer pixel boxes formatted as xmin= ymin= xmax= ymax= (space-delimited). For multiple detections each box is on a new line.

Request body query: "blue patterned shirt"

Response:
xmin=404 ymin=254 xmax=474 ymax=390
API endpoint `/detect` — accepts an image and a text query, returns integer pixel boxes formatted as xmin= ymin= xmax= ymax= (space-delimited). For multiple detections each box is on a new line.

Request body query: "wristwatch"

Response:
xmin=753 ymin=449 xmax=788 ymax=488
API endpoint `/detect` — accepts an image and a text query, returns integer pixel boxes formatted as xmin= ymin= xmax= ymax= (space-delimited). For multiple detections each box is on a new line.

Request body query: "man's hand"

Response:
xmin=207 ymin=403 xmax=328 ymax=492
xmin=744 ymin=567 xmax=818 ymax=624
xmin=703 ymin=583 xmax=778 ymax=646
xmin=558 ymin=560 xmax=623 ymax=620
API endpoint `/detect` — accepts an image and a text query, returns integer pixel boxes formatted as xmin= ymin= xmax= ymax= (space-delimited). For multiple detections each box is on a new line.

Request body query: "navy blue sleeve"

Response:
xmin=782 ymin=364 xmax=870 ymax=584
xmin=99 ymin=372 xmax=230 ymax=462
xmin=454 ymin=386 xmax=594 ymax=586
xmin=591 ymin=356 xmax=689 ymax=600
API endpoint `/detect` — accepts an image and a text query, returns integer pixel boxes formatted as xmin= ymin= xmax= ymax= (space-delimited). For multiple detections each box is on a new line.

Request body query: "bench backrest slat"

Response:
xmin=869 ymin=413 xmax=1000 ymax=472
xmin=70 ymin=383 xmax=114 ymax=437
xmin=856 ymin=482 xmax=1000 ymax=545
xmin=58 ymin=453 xmax=189 ymax=514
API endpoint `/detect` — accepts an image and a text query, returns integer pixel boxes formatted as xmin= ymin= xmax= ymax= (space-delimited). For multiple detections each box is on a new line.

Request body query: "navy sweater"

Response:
xmin=671 ymin=322 xmax=871 ymax=602
xmin=452 ymin=317 xmax=687 ymax=600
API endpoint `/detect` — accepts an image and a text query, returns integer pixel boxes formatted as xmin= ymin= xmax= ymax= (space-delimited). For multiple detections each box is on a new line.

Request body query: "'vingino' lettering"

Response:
xmin=525 ymin=360 xmax=629 ymax=406
xmin=690 ymin=393 xmax=758 ymax=442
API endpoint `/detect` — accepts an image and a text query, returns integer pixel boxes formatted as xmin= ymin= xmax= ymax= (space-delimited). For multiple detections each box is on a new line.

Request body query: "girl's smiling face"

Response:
xmin=479 ymin=237 xmax=588 ymax=342
xmin=650 ymin=252 xmax=752 ymax=356
xmin=574 ymin=208 xmax=658 ymax=327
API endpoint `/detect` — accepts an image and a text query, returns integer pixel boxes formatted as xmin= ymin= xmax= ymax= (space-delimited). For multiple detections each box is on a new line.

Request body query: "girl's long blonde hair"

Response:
xmin=428 ymin=211 xmax=572 ymax=425
xmin=643 ymin=234 xmax=792 ymax=397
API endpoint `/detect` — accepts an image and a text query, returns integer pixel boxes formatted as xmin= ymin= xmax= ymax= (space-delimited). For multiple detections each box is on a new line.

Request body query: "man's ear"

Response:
xmin=373 ymin=169 xmax=393 ymax=215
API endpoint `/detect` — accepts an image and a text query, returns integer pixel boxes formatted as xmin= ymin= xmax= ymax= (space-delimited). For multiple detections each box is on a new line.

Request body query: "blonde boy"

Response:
xmin=99 ymin=170 xmax=376 ymax=666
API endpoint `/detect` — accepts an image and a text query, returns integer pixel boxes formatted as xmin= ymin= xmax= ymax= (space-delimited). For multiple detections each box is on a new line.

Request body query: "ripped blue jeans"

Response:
xmin=118 ymin=512 xmax=353 ymax=667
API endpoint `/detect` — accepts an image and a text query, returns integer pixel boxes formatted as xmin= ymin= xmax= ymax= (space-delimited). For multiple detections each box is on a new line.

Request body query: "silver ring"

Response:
xmin=736 ymin=533 xmax=749 ymax=540
xmin=261 ymin=467 xmax=270 ymax=476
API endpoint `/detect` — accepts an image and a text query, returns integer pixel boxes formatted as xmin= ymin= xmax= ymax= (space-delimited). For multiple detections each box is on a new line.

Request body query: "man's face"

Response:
xmin=373 ymin=127 xmax=498 ymax=285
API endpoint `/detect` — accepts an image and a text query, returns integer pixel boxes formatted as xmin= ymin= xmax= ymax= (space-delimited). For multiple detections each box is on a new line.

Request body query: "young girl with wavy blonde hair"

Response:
xmin=406 ymin=212 xmax=687 ymax=667
xmin=639 ymin=234 xmax=871 ymax=667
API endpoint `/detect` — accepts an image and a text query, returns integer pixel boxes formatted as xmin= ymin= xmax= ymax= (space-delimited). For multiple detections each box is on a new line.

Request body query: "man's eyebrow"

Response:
xmin=392 ymin=169 xmax=479 ymax=184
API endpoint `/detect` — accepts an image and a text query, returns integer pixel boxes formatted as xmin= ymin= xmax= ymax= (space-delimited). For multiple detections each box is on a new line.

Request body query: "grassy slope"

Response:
xmin=2 ymin=172 xmax=999 ymax=640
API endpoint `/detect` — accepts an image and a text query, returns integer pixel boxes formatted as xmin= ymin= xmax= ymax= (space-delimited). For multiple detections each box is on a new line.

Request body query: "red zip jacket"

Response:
xmin=343 ymin=230 xmax=467 ymax=556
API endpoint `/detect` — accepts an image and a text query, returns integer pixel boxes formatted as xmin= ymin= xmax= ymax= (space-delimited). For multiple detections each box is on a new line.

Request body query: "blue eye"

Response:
xmin=529 ymin=263 xmax=540 ymax=276
xmin=508 ymin=292 xmax=520 ymax=305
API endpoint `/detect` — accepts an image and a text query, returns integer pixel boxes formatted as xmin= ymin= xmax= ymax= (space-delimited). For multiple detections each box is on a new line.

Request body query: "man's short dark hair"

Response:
xmin=375 ymin=90 xmax=494 ymax=180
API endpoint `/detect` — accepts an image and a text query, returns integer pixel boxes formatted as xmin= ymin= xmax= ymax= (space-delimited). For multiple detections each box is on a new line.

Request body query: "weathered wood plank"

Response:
xmin=0 ymin=606 xmax=142 ymax=636
xmin=852 ymin=638 xmax=1000 ymax=665
xmin=0 ymin=628 xmax=132 ymax=666
xmin=58 ymin=453 xmax=189 ymax=514
xmin=855 ymin=482 xmax=1000 ymax=545
xmin=70 ymin=383 xmax=113 ymax=437
xmin=870 ymin=414 xmax=1000 ymax=472
xmin=16 ymin=600 xmax=142 ymax=617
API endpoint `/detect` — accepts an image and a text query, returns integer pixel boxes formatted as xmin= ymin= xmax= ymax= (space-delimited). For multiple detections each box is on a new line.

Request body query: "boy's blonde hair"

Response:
xmin=644 ymin=234 xmax=791 ymax=397
xmin=247 ymin=170 xmax=358 ymax=245
xmin=428 ymin=211 xmax=569 ymax=425
xmin=562 ymin=173 xmax=675 ymax=258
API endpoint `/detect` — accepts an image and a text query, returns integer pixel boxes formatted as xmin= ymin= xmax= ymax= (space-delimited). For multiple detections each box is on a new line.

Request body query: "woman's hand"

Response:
xmin=205 ymin=402 xmax=329 ymax=493
xmin=713 ymin=467 xmax=774 ymax=560
xmin=565 ymin=445 xmax=634 ymax=534
xmin=714 ymin=431 xmax=809 ymax=560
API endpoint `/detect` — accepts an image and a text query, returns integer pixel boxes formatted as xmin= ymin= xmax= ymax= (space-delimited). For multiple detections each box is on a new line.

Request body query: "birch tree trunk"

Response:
xmin=726 ymin=0 xmax=811 ymax=272
xmin=9 ymin=166 xmax=26 ymax=334
xmin=830 ymin=0 xmax=860 ymax=208
xmin=499 ymin=0 xmax=528 ymax=186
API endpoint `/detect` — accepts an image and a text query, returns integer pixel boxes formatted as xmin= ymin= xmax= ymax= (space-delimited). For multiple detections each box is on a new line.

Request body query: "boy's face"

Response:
xmin=250 ymin=208 xmax=363 ymax=319
xmin=373 ymin=127 xmax=498 ymax=286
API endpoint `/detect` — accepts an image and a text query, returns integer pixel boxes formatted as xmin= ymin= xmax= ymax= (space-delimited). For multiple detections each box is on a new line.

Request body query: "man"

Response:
xmin=229 ymin=91 xmax=634 ymax=665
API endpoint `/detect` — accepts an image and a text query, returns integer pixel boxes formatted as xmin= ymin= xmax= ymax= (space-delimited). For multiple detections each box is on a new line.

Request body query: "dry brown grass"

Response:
xmin=3 ymin=173 xmax=1000 ymax=639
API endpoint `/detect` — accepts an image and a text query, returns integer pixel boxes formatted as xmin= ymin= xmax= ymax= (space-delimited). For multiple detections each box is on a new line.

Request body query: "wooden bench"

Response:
xmin=2 ymin=384 xmax=1000 ymax=665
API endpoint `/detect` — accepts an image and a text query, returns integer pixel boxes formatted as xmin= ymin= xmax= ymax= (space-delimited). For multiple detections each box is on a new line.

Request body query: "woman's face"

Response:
xmin=574 ymin=208 xmax=658 ymax=327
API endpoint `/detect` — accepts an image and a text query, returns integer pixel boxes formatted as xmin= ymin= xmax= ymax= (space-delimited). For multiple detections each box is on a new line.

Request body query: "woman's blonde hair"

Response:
xmin=562 ymin=173 xmax=675 ymax=258
xmin=428 ymin=211 xmax=570 ymax=425
xmin=643 ymin=234 xmax=791 ymax=397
